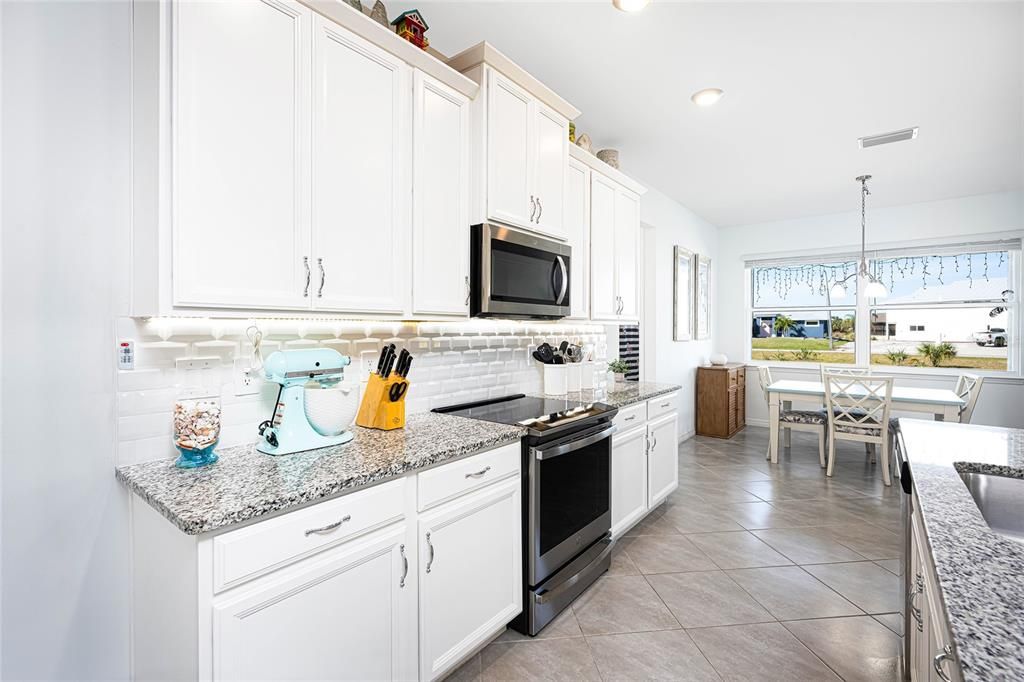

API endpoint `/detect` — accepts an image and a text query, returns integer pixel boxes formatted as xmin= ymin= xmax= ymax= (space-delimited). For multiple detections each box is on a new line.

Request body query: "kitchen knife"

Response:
xmin=399 ymin=353 xmax=413 ymax=378
xmin=379 ymin=344 xmax=396 ymax=377
xmin=375 ymin=346 xmax=389 ymax=375
xmin=395 ymin=349 xmax=411 ymax=377
xmin=382 ymin=347 xmax=398 ymax=378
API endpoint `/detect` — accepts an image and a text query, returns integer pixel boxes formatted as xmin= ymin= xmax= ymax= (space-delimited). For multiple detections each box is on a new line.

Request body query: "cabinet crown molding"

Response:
xmin=570 ymin=145 xmax=647 ymax=196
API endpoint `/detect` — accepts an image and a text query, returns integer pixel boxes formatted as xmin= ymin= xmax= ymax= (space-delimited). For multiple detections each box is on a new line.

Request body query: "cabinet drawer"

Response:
xmin=418 ymin=442 xmax=520 ymax=512
xmin=647 ymin=392 xmax=679 ymax=420
xmin=614 ymin=402 xmax=647 ymax=430
xmin=212 ymin=477 xmax=406 ymax=593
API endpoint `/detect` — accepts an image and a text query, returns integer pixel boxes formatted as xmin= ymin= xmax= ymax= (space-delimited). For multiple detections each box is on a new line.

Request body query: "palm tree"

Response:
xmin=774 ymin=315 xmax=796 ymax=338
xmin=917 ymin=342 xmax=957 ymax=367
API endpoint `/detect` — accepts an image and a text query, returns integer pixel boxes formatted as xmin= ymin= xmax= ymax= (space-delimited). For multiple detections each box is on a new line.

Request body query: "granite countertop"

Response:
xmin=541 ymin=381 xmax=682 ymax=409
xmin=116 ymin=412 xmax=525 ymax=535
xmin=898 ymin=419 xmax=1024 ymax=681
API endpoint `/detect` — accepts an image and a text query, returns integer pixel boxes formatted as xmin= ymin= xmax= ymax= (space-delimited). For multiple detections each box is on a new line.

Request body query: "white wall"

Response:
xmin=640 ymin=185 xmax=719 ymax=438
xmin=717 ymin=191 xmax=1024 ymax=429
xmin=2 ymin=2 xmax=132 ymax=679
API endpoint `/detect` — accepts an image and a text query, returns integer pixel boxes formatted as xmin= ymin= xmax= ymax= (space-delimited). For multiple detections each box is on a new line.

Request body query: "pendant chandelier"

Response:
xmin=829 ymin=175 xmax=888 ymax=299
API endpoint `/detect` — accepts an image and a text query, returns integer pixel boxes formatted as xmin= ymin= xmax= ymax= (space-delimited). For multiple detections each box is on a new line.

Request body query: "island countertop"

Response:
xmin=898 ymin=419 xmax=1024 ymax=681
xmin=116 ymin=412 xmax=525 ymax=535
xmin=540 ymin=381 xmax=681 ymax=409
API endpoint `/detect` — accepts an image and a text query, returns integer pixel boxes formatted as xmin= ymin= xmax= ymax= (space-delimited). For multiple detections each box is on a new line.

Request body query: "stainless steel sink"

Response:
xmin=959 ymin=472 xmax=1024 ymax=542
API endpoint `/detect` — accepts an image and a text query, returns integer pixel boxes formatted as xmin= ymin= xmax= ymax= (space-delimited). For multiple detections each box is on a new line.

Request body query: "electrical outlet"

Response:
xmin=234 ymin=358 xmax=261 ymax=396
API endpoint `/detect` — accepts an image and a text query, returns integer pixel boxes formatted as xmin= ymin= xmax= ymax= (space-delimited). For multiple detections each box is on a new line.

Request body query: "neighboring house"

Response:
xmin=870 ymin=309 xmax=1008 ymax=342
xmin=752 ymin=315 xmax=830 ymax=339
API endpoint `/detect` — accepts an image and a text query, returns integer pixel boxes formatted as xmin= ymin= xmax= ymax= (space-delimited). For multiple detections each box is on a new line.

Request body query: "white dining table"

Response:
xmin=766 ymin=379 xmax=965 ymax=464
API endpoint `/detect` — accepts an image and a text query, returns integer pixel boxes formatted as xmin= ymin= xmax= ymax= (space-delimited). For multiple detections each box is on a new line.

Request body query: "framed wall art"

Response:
xmin=695 ymin=254 xmax=711 ymax=340
xmin=673 ymin=246 xmax=694 ymax=341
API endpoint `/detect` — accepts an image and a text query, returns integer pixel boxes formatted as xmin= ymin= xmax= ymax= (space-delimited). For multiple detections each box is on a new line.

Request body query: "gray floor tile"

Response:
xmin=687 ymin=531 xmax=793 ymax=569
xmin=726 ymin=566 xmax=863 ymax=620
xmin=660 ymin=504 xmax=747 ymax=534
xmin=721 ymin=501 xmax=814 ymax=530
xmin=572 ymin=575 xmax=679 ymax=635
xmin=494 ymin=608 xmax=581 ymax=642
xmin=647 ymin=570 xmax=773 ymax=628
xmin=443 ymin=653 xmax=480 ymax=682
xmin=874 ymin=559 xmax=902 ymax=576
xmin=688 ymin=622 xmax=840 ymax=681
xmin=803 ymin=561 xmax=902 ymax=614
xmin=823 ymin=523 xmax=903 ymax=560
xmin=752 ymin=527 xmax=867 ymax=564
xmin=768 ymin=499 xmax=875 ymax=527
xmin=873 ymin=612 xmax=905 ymax=636
xmin=698 ymin=465 xmax=773 ymax=482
xmin=587 ymin=630 xmax=720 ymax=681
xmin=606 ymin=547 xmax=640 ymax=576
xmin=479 ymin=637 xmax=601 ymax=681
xmin=672 ymin=482 xmax=763 ymax=505
xmin=622 ymin=534 xmax=718 ymax=574
xmin=622 ymin=508 xmax=683 ymax=537
xmin=784 ymin=615 xmax=901 ymax=682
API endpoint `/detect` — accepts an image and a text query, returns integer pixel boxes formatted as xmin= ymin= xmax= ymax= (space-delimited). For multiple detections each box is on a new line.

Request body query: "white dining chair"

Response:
xmin=759 ymin=366 xmax=827 ymax=467
xmin=823 ymin=372 xmax=895 ymax=485
xmin=954 ymin=373 xmax=985 ymax=423
xmin=819 ymin=365 xmax=871 ymax=381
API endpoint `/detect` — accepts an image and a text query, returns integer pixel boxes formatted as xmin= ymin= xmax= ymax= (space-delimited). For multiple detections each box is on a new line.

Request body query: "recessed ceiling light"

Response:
xmin=613 ymin=0 xmax=650 ymax=12
xmin=691 ymin=88 xmax=724 ymax=107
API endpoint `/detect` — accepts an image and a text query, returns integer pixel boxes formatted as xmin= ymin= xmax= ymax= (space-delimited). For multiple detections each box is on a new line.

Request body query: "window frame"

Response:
xmin=744 ymin=241 xmax=1022 ymax=378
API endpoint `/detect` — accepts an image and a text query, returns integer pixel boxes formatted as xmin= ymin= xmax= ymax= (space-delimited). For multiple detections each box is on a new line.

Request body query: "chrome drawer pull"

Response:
xmin=465 ymin=466 xmax=491 ymax=479
xmin=304 ymin=514 xmax=351 ymax=537
xmin=661 ymin=402 xmax=671 ymax=408
xmin=624 ymin=415 xmax=636 ymax=422
xmin=529 ymin=195 xmax=537 ymax=223
xmin=425 ymin=532 xmax=435 ymax=573
xmin=399 ymin=544 xmax=408 ymax=588
xmin=933 ymin=645 xmax=954 ymax=681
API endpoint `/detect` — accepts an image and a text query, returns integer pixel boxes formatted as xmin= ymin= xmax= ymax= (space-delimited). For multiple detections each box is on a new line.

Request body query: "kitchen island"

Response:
xmin=898 ymin=419 xmax=1024 ymax=681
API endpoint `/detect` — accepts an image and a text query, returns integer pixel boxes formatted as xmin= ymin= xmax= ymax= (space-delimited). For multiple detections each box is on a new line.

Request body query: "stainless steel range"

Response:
xmin=435 ymin=394 xmax=618 ymax=635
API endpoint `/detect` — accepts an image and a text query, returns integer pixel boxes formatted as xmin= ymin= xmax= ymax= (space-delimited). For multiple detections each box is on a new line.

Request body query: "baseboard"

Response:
xmin=678 ymin=429 xmax=695 ymax=442
xmin=746 ymin=418 xmax=769 ymax=428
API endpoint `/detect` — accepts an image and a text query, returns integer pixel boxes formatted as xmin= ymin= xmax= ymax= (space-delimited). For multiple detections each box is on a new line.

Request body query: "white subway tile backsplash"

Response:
xmin=115 ymin=317 xmax=609 ymax=464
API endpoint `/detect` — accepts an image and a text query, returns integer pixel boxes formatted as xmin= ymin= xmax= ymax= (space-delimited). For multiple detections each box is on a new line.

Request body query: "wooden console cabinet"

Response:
xmin=696 ymin=363 xmax=746 ymax=438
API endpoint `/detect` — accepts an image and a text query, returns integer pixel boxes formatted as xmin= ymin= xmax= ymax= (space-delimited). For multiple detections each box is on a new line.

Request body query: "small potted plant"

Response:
xmin=607 ymin=359 xmax=630 ymax=385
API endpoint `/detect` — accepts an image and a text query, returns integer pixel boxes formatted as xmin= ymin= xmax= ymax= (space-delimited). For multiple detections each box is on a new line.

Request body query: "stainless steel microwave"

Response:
xmin=470 ymin=223 xmax=571 ymax=319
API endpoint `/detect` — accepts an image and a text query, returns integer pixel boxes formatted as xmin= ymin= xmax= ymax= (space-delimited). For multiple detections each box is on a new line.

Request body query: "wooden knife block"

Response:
xmin=356 ymin=373 xmax=408 ymax=430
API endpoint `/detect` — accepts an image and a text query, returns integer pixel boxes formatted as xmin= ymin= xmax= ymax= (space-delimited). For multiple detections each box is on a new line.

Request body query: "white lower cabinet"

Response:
xmin=213 ymin=523 xmax=415 ymax=681
xmin=610 ymin=398 xmax=679 ymax=538
xmin=130 ymin=445 xmax=522 ymax=682
xmin=418 ymin=478 xmax=522 ymax=681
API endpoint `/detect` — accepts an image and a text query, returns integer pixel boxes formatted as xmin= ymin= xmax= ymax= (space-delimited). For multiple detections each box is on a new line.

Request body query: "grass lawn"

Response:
xmin=751 ymin=350 xmax=1007 ymax=371
xmin=751 ymin=338 xmax=851 ymax=351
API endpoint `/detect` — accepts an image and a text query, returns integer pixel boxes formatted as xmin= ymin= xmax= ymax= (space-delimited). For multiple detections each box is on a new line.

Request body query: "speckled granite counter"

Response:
xmin=534 ymin=381 xmax=681 ymax=409
xmin=899 ymin=419 xmax=1024 ymax=681
xmin=116 ymin=412 xmax=525 ymax=535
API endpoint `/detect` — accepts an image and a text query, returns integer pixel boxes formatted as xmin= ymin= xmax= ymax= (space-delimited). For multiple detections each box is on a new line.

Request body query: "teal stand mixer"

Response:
xmin=257 ymin=348 xmax=356 ymax=456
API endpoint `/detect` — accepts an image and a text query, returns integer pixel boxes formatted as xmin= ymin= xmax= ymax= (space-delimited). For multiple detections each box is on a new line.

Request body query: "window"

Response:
xmin=747 ymin=241 xmax=1020 ymax=373
xmin=749 ymin=260 xmax=858 ymax=364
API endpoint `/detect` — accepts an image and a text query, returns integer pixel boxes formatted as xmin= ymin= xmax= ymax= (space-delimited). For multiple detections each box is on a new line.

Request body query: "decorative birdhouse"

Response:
xmin=391 ymin=9 xmax=429 ymax=50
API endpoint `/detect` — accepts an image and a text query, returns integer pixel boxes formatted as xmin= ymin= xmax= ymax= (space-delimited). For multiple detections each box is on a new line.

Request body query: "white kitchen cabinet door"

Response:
xmin=173 ymin=0 xmax=312 ymax=310
xmin=486 ymin=71 xmax=533 ymax=230
xmin=419 ymin=478 xmax=522 ymax=681
xmin=590 ymin=174 xmax=618 ymax=319
xmin=531 ymin=103 xmax=568 ymax=239
xmin=615 ymin=189 xmax=641 ymax=320
xmin=313 ymin=16 xmax=411 ymax=314
xmin=412 ymin=72 xmax=471 ymax=316
xmin=212 ymin=524 xmax=416 ymax=682
xmin=647 ymin=412 xmax=678 ymax=508
xmin=565 ymin=158 xmax=590 ymax=319
xmin=611 ymin=426 xmax=648 ymax=538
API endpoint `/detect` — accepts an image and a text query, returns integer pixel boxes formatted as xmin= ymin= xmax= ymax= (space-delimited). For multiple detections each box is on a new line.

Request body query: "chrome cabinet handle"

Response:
xmin=425 ymin=532 xmax=435 ymax=573
xmin=650 ymin=433 xmax=658 ymax=450
xmin=933 ymin=645 xmax=954 ymax=681
xmin=317 ymin=257 xmax=325 ymax=298
xmin=399 ymin=543 xmax=408 ymax=588
xmin=536 ymin=197 xmax=543 ymax=223
xmin=465 ymin=466 xmax=491 ymax=479
xmin=464 ymin=276 xmax=471 ymax=306
xmin=908 ymin=573 xmax=924 ymax=631
xmin=529 ymin=195 xmax=537 ymax=223
xmin=624 ymin=415 xmax=636 ymax=422
xmin=661 ymin=402 xmax=671 ymax=408
xmin=645 ymin=434 xmax=650 ymax=454
xmin=303 ymin=256 xmax=311 ymax=297
xmin=304 ymin=514 xmax=351 ymax=537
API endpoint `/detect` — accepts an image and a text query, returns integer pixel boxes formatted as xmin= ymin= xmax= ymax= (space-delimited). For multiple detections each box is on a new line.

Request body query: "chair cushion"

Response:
xmin=835 ymin=419 xmax=882 ymax=435
xmin=779 ymin=409 xmax=827 ymax=425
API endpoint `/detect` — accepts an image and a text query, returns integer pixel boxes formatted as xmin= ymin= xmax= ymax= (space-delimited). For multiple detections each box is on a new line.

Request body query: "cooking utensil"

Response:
xmin=535 ymin=343 xmax=555 ymax=364
xmin=532 ymin=350 xmax=550 ymax=365
xmin=558 ymin=340 xmax=569 ymax=354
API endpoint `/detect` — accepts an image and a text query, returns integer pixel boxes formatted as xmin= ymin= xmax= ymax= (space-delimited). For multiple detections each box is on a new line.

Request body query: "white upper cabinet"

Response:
xmin=173 ymin=0 xmax=312 ymax=310
xmin=486 ymin=72 xmax=534 ymax=231
xmin=313 ymin=17 xmax=411 ymax=315
xmin=615 ymin=189 xmax=641 ymax=320
xmin=531 ymin=103 xmax=568 ymax=237
xmin=565 ymin=158 xmax=590 ymax=319
xmin=590 ymin=173 xmax=618 ymax=320
xmin=412 ymin=72 xmax=472 ymax=317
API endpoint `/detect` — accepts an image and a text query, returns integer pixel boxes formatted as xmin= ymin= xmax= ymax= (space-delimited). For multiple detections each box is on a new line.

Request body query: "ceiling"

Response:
xmin=416 ymin=1 xmax=1024 ymax=227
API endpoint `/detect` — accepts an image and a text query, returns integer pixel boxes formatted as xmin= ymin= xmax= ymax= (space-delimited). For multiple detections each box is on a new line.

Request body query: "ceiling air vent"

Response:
xmin=858 ymin=127 xmax=919 ymax=149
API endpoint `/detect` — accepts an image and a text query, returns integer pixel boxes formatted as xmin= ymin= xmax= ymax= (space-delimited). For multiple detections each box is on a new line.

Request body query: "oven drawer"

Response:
xmin=647 ymin=392 xmax=679 ymax=420
xmin=418 ymin=442 xmax=520 ymax=512
xmin=613 ymin=403 xmax=647 ymax=431
xmin=212 ymin=477 xmax=406 ymax=593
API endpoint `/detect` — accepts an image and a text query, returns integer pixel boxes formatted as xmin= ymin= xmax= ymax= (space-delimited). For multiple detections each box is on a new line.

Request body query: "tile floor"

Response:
xmin=448 ymin=426 xmax=905 ymax=681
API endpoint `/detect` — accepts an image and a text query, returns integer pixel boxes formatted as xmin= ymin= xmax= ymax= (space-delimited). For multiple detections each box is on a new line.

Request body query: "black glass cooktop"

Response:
xmin=434 ymin=394 xmax=616 ymax=435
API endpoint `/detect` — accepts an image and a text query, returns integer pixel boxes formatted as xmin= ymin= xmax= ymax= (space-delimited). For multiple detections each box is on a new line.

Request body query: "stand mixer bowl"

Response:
xmin=304 ymin=383 xmax=359 ymax=437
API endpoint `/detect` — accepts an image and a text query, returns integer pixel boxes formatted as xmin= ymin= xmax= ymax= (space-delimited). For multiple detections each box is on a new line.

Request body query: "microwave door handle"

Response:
xmin=552 ymin=256 xmax=568 ymax=305
xmin=533 ymin=424 xmax=617 ymax=460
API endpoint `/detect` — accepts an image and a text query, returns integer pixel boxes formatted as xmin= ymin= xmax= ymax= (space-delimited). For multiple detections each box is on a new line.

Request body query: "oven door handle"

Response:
xmin=535 ymin=537 xmax=613 ymax=604
xmin=533 ymin=424 xmax=617 ymax=460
